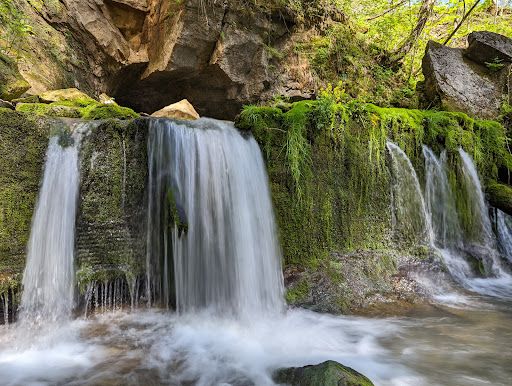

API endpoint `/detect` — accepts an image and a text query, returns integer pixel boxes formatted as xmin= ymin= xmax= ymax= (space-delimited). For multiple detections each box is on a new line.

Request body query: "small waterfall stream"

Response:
xmin=146 ymin=118 xmax=283 ymax=316
xmin=18 ymin=134 xmax=80 ymax=327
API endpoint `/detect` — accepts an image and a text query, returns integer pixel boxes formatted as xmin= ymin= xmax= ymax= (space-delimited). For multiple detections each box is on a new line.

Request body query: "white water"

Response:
xmin=18 ymin=134 xmax=80 ymax=332
xmin=146 ymin=118 xmax=283 ymax=316
xmin=1 ymin=127 xmax=512 ymax=385
xmin=386 ymin=141 xmax=433 ymax=243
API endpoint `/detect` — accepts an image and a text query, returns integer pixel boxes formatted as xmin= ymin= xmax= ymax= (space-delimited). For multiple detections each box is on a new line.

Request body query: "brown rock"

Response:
xmin=150 ymin=99 xmax=200 ymax=120
xmin=0 ymin=54 xmax=30 ymax=101
xmin=0 ymin=99 xmax=15 ymax=110
xmin=39 ymin=88 xmax=94 ymax=103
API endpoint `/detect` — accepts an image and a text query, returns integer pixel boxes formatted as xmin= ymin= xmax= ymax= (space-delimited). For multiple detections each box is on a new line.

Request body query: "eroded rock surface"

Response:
xmin=13 ymin=0 xmax=316 ymax=119
xmin=0 ymin=54 xmax=30 ymax=101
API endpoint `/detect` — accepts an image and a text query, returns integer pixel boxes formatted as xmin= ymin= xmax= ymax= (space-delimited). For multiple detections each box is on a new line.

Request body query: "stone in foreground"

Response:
xmin=273 ymin=360 xmax=374 ymax=386
xmin=422 ymin=39 xmax=509 ymax=119
xmin=151 ymin=99 xmax=200 ymax=120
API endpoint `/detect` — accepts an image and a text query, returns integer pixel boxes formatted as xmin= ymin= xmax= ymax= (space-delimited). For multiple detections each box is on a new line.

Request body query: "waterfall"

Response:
xmin=146 ymin=118 xmax=283 ymax=316
xmin=18 ymin=133 xmax=80 ymax=324
xmin=458 ymin=149 xmax=496 ymax=246
xmin=386 ymin=141 xmax=433 ymax=243
xmin=497 ymin=209 xmax=512 ymax=262
xmin=423 ymin=146 xmax=462 ymax=248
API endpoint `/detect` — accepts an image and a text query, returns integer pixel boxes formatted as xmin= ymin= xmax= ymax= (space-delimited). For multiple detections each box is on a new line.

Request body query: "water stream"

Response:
xmin=0 ymin=126 xmax=511 ymax=385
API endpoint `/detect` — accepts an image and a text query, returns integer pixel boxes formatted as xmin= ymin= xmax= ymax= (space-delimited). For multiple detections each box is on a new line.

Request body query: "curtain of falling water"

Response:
xmin=19 ymin=134 xmax=80 ymax=325
xmin=146 ymin=118 xmax=284 ymax=317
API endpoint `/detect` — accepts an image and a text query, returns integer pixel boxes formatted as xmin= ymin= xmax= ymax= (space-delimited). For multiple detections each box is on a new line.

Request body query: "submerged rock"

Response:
xmin=151 ymin=99 xmax=200 ymax=120
xmin=422 ymin=39 xmax=510 ymax=119
xmin=0 ymin=54 xmax=30 ymax=101
xmin=274 ymin=360 xmax=374 ymax=386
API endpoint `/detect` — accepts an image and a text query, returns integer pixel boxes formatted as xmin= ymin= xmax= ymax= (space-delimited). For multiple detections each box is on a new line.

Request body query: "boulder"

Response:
xmin=151 ymin=99 xmax=200 ymax=120
xmin=422 ymin=39 xmax=509 ymax=119
xmin=0 ymin=54 xmax=30 ymax=101
xmin=464 ymin=31 xmax=512 ymax=66
xmin=39 ymin=88 xmax=95 ymax=103
xmin=273 ymin=360 xmax=374 ymax=386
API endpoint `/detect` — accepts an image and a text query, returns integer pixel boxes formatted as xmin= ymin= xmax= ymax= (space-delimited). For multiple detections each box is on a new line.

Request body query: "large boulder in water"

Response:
xmin=273 ymin=360 xmax=374 ymax=386
xmin=422 ymin=38 xmax=511 ymax=119
xmin=0 ymin=54 xmax=30 ymax=101
xmin=464 ymin=31 xmax=512 ymax=65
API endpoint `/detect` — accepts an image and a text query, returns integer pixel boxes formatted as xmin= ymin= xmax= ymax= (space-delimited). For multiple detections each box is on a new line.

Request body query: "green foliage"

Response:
xmin=345 ymin=0 xmax=512 ymax=87
xmin=485 ymin=57 xmax=505 ymax=72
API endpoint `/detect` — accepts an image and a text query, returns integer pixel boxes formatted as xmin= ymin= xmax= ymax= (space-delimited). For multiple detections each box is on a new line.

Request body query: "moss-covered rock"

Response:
xmin=273 ymin=360 xmax=374 ymax=386
xmin=39 ymin=88 xmax=95 ymax=104
xmin=0 ymin=108 xmax=49 ymax=287
xmin=16 ymin=102 xmax=51 ymax=115
xmin=76 ymin=118 xmax=148 ymax=293
xmin=81 ymin=104 xmax=139 ymax=120
xmin=0 ymin=54 xmax=30 ymax=101
xmin=486 ymin=180 xmax=512 ymax=216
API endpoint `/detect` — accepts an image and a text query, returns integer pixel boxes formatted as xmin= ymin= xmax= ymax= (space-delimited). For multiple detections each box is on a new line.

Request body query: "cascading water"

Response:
xmin=18 ymin=133 xmax=80 ymax=327
xmin=146 ymin=118 xmax=284 ymax=316
xmin=386 ymin=141 xmax=433 ymax=243
xmin=496 ymin=209 xmax=512 ymax=261
xmin=389 ymin=143 xmax=512 ymax=300
xmin=423 ymin=146 xmax=462 ymax=248
xmin=18 ymin=130 xmax=79 ymax=340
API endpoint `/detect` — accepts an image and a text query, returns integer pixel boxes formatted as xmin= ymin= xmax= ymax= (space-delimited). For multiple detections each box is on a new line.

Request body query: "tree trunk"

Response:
xmin=387 ymin=0 xmax=438 ymax=65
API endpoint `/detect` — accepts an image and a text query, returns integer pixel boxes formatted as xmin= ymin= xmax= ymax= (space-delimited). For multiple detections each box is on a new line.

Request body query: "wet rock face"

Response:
xmin=422 ymin=38 xmax=511 ymax=119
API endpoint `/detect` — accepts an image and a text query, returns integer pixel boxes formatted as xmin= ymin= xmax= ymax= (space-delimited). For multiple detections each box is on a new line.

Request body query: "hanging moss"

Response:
xmin=236 ymin=98 xmax=508 ymax=268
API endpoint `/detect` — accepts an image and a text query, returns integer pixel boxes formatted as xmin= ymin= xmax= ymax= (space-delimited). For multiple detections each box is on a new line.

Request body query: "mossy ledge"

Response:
xmin=236 ymin=96 xmax=509 ymax=310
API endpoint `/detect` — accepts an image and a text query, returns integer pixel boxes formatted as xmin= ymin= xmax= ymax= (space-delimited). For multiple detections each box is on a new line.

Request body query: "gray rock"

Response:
xmin=274 ymin=360 xmax=374 ymax=386
xmin=464 ymin=31 xmax=512 ymax=66
xmin=0 ymin=99 xmax=14 ymax=110
xmin=422 ymin=40 xmax=509 ymax=119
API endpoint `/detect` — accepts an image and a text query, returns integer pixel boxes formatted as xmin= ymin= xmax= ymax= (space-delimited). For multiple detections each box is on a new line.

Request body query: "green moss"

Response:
xmin=274 ymin=360 xmax=374 ymax=386
xmin=237 ymin=98 xmax=508 ymax=268
xmin=15 ymin=102 xmax=51 ymax=115
xmin=76 ymin=118 xmax=148 ymax=288
xmin=0 ymin=53 xmax=30 ymax=101
xmin=0 ymin=109 xmax=48 ymax=293
xmin=284 ymin=277 xmax=310 ymax=303
xmin=82 ymin=104 xmax=139 ymax=120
